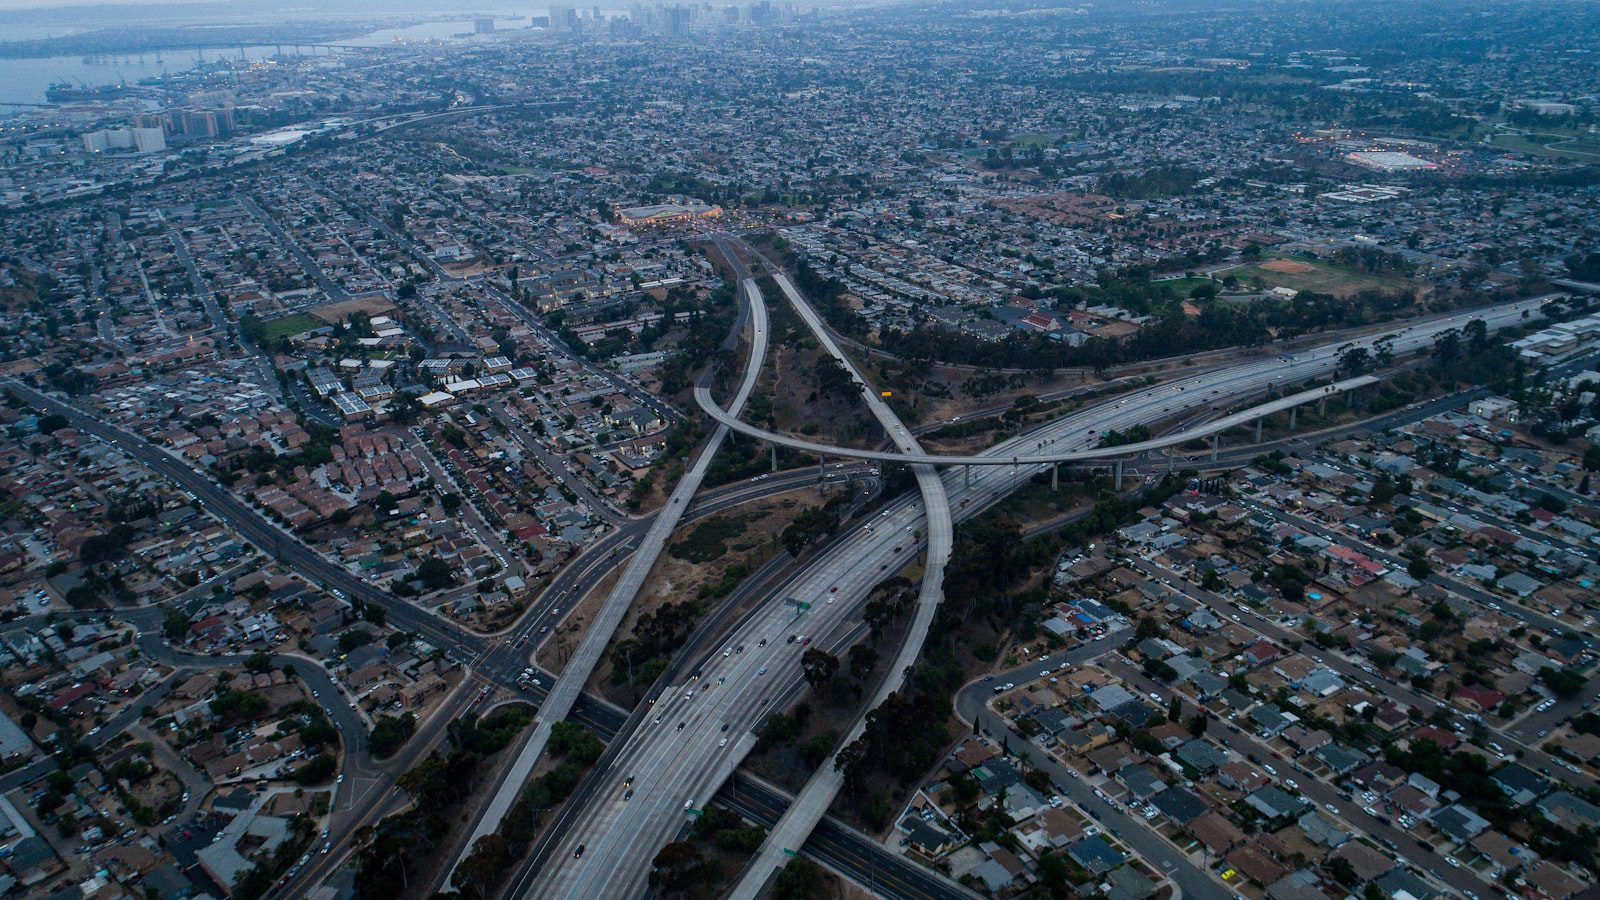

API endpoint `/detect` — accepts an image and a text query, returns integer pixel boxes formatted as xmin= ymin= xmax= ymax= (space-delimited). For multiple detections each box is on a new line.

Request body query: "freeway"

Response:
xmin=693 ymin=297 xmax=1546 ymax=470
xmin=697 ymin=375 xmax=1382 ymax=467
xmin=526 ymin=294 xmax=1544 ymax=898
xmin=443 ymin=273 xmax=771 ymax=883
xmin=730 ymin=263 xmax=954 ymax=896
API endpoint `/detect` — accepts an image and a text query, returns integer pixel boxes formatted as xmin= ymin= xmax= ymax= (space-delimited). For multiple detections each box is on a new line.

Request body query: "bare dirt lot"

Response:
xmin=536 ymin=488 xmax=830 ymax=694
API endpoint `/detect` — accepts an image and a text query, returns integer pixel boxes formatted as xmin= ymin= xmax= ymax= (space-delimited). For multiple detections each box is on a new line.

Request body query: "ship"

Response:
xmin=46 ymin=82 xmax=130 ymax=103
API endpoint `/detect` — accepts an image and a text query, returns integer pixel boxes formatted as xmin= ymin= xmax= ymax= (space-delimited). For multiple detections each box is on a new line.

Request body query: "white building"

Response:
xmin=82 ymin=127 xmax=165 ymax=154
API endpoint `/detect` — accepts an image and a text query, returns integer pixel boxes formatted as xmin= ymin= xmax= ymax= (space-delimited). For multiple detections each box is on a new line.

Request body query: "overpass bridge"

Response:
xmin=696 ymin=374 xmax=1379 ymax=488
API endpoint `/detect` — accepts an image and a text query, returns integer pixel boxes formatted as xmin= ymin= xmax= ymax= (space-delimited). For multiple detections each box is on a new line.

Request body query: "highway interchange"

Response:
xmin=0 ymin=234 xmax=1556 ymax=900
xmin=522 ymin=260 xmax=1547 ymax=895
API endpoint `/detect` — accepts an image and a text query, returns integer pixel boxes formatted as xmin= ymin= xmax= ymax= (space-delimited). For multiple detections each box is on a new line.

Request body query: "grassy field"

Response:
xmin=1486 ymin=131 xmax=1600 ymax=161
xmin=497 ymin=165 xmax=540 ymax=175
xmin=1012 ymin=132 xmax=1059 ymax=149
xmin=1229 ymin=256 xmax=1404 ymax=299
xmin=1154 ymin=275 xmax=1215 ymax=297
xmin=196 ymin=198 xmax=237 ymax=211
xmin=257 ymin=312 xmax=321 ymax=342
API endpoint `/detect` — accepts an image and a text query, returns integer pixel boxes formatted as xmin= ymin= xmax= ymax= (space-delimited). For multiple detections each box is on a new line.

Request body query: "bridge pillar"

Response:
xmin=1289 ymin=407 xmax=1298 ymax=431
xmin=1318 ymin=396 xmax=1327 ymax=417
xmin=818 ymin=457 xmax=825 ymax=482
xmin=1114 ymin=460 xmax=1124 ymax=491
xmin=770 ymin=444 xmax=778 ymax=473
xmin=1255 ymin=418 xmax=1263 ymax=443
xmin=1210 ymin=434 xmax=1219 ymax=462
xmin=965 ymin=465 xmax=972 ymax=489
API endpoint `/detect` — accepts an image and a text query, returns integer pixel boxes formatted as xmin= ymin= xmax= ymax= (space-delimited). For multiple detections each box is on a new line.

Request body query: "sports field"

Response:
xmin=1230 ymin=256 xmax=1404 ymax=299
xmin=256 ymin=313 xmax=321 ymax=342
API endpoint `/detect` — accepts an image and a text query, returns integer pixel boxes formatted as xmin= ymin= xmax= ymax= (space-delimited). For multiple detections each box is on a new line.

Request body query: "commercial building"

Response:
xmin=83 ymin=127 xmax=166 ymax=155
xmin=615 ymin=201 xmax=722 ymax=226
xmin=1345 ymin=151 xmax=1437 ymax=172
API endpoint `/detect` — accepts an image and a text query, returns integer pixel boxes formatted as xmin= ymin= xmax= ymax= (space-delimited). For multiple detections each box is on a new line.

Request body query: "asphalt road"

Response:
xmin=528 ymin=294 xmax=1548 ymax=898
xmin=731 ymin=261 xmax=955 ymax=898
xmin=445 ymin=273 xmax=772 ymax=882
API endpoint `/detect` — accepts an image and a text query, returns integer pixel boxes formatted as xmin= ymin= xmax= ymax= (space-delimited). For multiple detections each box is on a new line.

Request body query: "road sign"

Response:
xmin=880 ymin=391 xmax=892 ymax=397
xmin=783 ymin=848 xmax=798 ymax=858
xmin=686 ymin=808 xmax=703 ymax=817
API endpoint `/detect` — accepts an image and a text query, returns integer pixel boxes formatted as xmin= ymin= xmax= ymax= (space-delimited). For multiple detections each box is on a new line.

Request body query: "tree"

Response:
xmin=369 ymin=714 xmax=418 ymax=759
xmin=1432 ymin=328 xmax=1462 ymax=367
xmin=547 ymin=721 xmax=604 ymax=765
xmin=772 ymin=857 xmax=828 ymax=899
xmin=800 ymin=648 xmax=840 ymax=688
xmin=452 ymin=833 xmax=509 ymax=900
xmin=244 ymin=652 xmax=273 ymax=673
xmin=210 ymin=689 xmax=269 ymax=722
xmin=294 ymin=752 xmax=337 ymax=785
xmin=339 ymin=629 xmax=374 ymax=654
xmin=1373 ymin=339 xmax=1395 ymax=368
xmin=648 ymin=841 xmax=707 ymax=896
xmin=1541 ymin=667 xmax=1586 ymax=699
xmin=1337 ymin=346 xmax=1371 ymax=377
xmin=1407 ymin=556 xmax=1432 ymax=580
xmin=161 ymin=605 xmax=191 ymax=641
xmin=416 ymin=556 xmax=455 ymax=590
xmin=1464 ymin=318 xmax=1490 ymax=353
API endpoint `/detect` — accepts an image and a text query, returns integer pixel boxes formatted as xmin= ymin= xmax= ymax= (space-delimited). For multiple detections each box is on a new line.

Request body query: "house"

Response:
xmin=1068 ymin=834 xmax=1128 ymax=874
xmin=1537 ymin=791 xmax=1600 ymax=832
xmin=1454 ymin=684 xmax=1506 ymax=713
xmin=1333 ymin=841 xmax=1397 ymax=883
xmin=1430 ymin=803 xmax=1491 ymax=842
xmin=1282 ymin=725 xmax=1332 ymax=754
xmin=1018 ymin=807 xmax=1083 ymax=857
xmin=1116 ymin=763 xmax=1168 ymax=800
xmin=1298 ymin=810 xmax=1351 ymax=847
xmin=1524 ymin=860 xmax=1587 ymax=899
xmin=1245 ymin=786 xmax=1310 ymax=824
xmin=1175 ymin=739 xmax=1229 ymax=773
xmin=899 ymin=816 xmax=958 ymax=857
xmin=1243 ymin=640 xmax=1283 ymax=667
xmin=1496 ymin=571 xmax=1543 ymax=598
xmin=1150 ymin=786 xmax=1210 ymax=824
xmin=1227 ymin=845 xmax=1288 ymax=886
xmin=1373 ymin=867 xmax=1439 ymax=900
xmin=1218 ymin=761 xmax=1271 ymax=793
xmin=1491 ymin=764 xmax=1553 ymax=807
xmin=1315 ymin=743 xmax=1368 ymax=775
xmin=1104 ymin=867 xmax=1158 ymax=900
xmin=0 ymin=711 xmax=33 ymax=763
xmin=1267 ymin=869 xmax=1325 ymax=900
xmin=1189 ymin=812 xmax=1246 ymax=855
xmin=6 ymin=836 xmax=59 ymax=887
xmin=1250 ymin=704 xmax=1295 ymax=737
